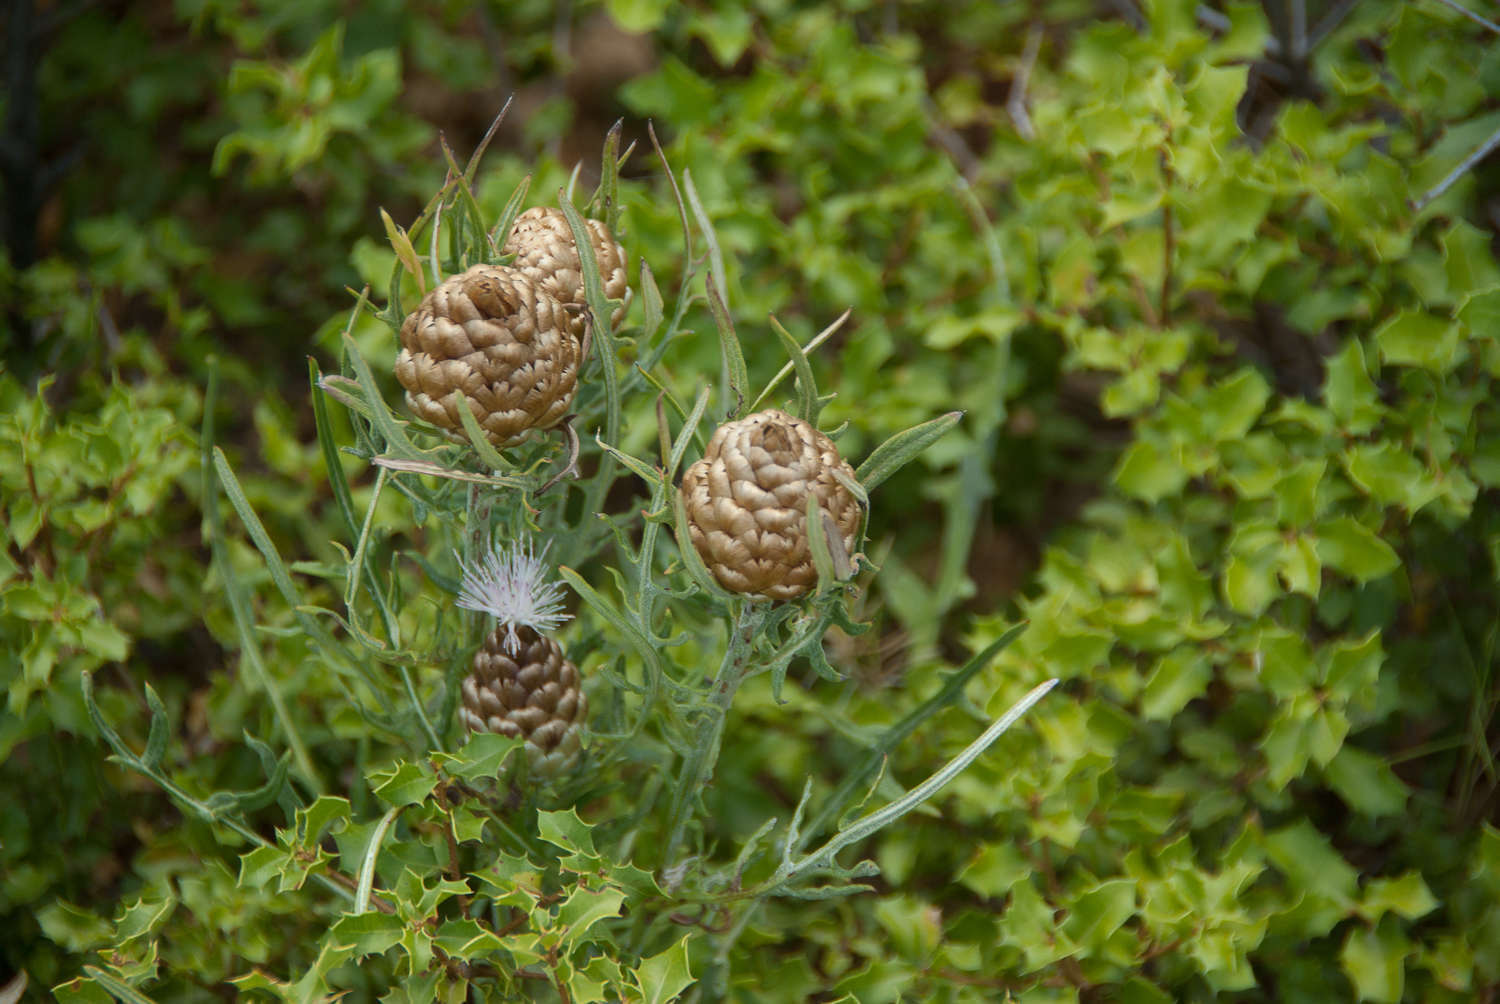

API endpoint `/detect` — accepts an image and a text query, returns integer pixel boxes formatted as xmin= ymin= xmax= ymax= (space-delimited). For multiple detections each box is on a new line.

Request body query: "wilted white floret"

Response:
xmin=455 ymin=537 xmax=571 ymax=653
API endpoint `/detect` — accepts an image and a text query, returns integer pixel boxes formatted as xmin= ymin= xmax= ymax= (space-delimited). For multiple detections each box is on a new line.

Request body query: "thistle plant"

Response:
xmin=78 ymin=116 xmax=1055 ymax=1001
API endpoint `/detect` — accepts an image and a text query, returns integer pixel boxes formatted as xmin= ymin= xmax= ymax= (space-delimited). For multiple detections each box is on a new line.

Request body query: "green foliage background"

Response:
xmin=6 ymin=0 xmax=1500 ymax=1000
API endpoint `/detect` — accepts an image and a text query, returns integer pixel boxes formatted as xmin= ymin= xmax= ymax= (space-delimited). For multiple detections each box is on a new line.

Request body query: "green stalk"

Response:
xmin=399 ymin=664 xmax=443 ymax=754
xmin=660 ymin=604 xmax=767 ymax=870
xmin=781 ymin=678 xmax=1058 ymax=880
xmin=201 ymin=364 xmax=323 ymax=794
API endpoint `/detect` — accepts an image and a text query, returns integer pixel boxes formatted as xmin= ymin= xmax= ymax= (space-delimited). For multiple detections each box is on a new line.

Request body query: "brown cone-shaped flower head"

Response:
xmin=502 ymin=206 xmax=631 ymax=337
xmin=395 ymin=264 xmax=579 ymax=448
xmin=461 ymin=625 xmax=587 ymax=777
xmin=679 ymin=408 xmax=862 ymax=601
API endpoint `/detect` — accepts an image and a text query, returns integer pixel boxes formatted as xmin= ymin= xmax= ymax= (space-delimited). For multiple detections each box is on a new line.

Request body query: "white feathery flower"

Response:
xmin=455 ymin=537 xmax=571 ymax=654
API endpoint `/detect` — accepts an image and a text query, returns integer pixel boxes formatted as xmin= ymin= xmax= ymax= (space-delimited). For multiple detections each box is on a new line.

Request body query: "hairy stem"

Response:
xmin=661 ymin=604 xmax=767 ymax=871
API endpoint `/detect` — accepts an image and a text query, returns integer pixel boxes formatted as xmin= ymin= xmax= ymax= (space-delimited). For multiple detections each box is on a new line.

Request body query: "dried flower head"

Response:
xmin=455 ymin=537 xmax=570 ymax=653
xmin=395 ymin=264 xmax=580 ymax=448
xmin=679 ymin=408 xmax=862 ymax=600
xmin=461 ymin=624 xmax=586 ymax=777
xmin=502 ymin=206 xmax=630 ymax=337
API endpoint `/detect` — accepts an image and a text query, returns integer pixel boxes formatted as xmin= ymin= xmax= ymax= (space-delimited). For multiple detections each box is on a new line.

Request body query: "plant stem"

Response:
xmin=201 ymin=366 xmax=323 ymax=794
xmin=796 ymin=624 xmax=1027 ymax=850
xmin=697 ymin=898 xmax=763 ymax=1001
xmin=777 ymin=679 xmax=1058 ymax=882
xmin=400 ymin=663 xmax=444 ymax=753
xmin=660 ymin=604 xmax=766 ymax=871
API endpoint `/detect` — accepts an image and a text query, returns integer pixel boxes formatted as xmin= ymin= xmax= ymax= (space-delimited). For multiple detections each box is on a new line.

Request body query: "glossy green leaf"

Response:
xmin=439 ymin=732 xmax=522 ymax=783
xmin=1263 ymin=821 xmax=1358 ymax=905
xmin=1062 ymin=878 xmax=1137 ymax=951
xmin=606 ymin=0 xmax=670 ymax=33
xmin=329 ymin=911 xmax=404 ymax=955
xmin=1359 ymin=872 xmax=1438 ymax=922
xmin=1141 ymin=648 xmax=1212 ymax=720
xmin=1339 ymin=922 xmax=1408 ymax=1004
xmin=537 ymin=808 xmax=599 ymax=857
xmin=637 ymin=936 xmax=694 ymax=1004
xmin=705 ymin=273 xmax=748 ymax=418
xmin=369 ymin=762 xmax=437 ymax=807
xmin=1114 ymin=437 xmax=1188 ymax=502
xmin=1315 ymin=518 xmax=1400 ymax=583
xmin=1374 ymin=309 xmax=1463 ymax=372
xmin=556 ymin=886 xmax=625 ymax=947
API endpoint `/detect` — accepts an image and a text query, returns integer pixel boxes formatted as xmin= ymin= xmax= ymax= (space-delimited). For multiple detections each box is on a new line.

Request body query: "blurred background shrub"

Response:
xmin=5 ymin=0 xmax=1500 ymax=999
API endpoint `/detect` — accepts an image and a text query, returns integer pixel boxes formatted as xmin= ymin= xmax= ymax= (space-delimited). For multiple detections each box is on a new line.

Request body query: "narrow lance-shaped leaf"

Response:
xmin=436 ymin=135 xmax=488 ymax=261
xmin=856 ymin=411 xmax=963 ymax=492
xmin=82 ymin=672 xmax=135 ymax=767
xmin=590 ymin=118 xmax=624 ymax=233
xmin=310 ymin=357 xmax=360 ymax=540
xmin=782 ymin=778 xmax=817 ymax=868
xmin=789 ymin=678 xmax=1058 ymax=876
xmin=750 ymin=308 xmax=851 ymax=414
xmin=732 ymin=815 xmax=780 ymax=886
xmin=635 ymin=364 xmax=694 ymax=427
xmin=343 ymin=466 xmax=387 ymax=614
xmin=564 ymin=159 xmax=583 ymax=204
xmin=706 ymin=272 xmax=748 ymax=418
xmin=596 ymin=434 xmax=665 ymax=489
xmin=213 ymin=448 xmax=353 ymax=668
xmin=769 ymin=314 xmax=820 ymax=423
xmin=315 ymin=374 xmax=377 ymax=423
xmin=461 ymin=95 xmax=511 ymax=184
xmin=831 ymin=466 xmax=871 ymax=555
xmin=672 ymin=490 xmax=732 ymax=602
xmin=558 ymin=567 xmax=667 ymax=671
xmin=559 ymin=192 xmax=622 ymax=447
xmin=341 ymin=332 xmax=428 ymax=462
xmin=453 ymin=389 xmax=510 ymax=471
xmin=640 ymin=259 xmax=664 ymax=344
xmin=806 ymin=494 xmax=839 ymax=593
xmin=142 ymin=684 xmax=169 ymax=770
xmin=489 ymin=174 xmax=532 ymax=251
xmin=384 ymin=257 xmax=407 ymax=326
xmin=798 ymin=622 xmax=1028 ymax=847
xmin=684 ymin=168 xmax=727 ymax=307
xmin=355 ymin=806 xmax=403 ymax=915
xmin=666 ymin=386 xmax=712 ymax=482
xmin=202 ymin=366 xmax=322 ymax=793
xmin=649 ymin=122 xmax=693 ymax=270
xmin=656 ymin=396 xmax=672 ymax=470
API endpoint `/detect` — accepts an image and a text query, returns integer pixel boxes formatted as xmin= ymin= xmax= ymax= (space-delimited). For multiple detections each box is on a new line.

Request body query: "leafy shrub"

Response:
xmin=9 ymin=0 xmax=1500 ymax=1001
xmin=59 ymin=115 xmax=1023 ymax=999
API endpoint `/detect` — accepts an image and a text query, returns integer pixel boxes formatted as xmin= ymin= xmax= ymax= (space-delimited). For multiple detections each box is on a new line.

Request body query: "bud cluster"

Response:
xmin=394 ymin=200 xmax=872 ymax=787
xmin=394 ymin=207 xmax=628 ymax=449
